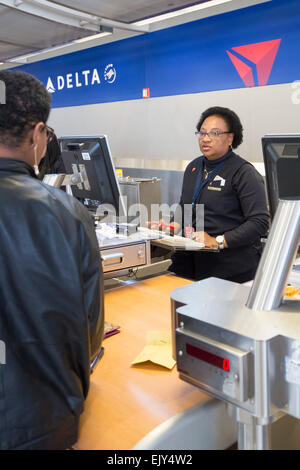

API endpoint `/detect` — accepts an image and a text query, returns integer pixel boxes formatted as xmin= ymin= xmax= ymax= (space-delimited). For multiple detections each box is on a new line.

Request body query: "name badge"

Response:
xmin=207 ymin=186 xmax=222 ymax=191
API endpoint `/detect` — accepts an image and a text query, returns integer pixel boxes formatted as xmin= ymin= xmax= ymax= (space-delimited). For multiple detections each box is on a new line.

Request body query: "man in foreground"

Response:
xmin=0 ymin=70 xmax=104 ymax=450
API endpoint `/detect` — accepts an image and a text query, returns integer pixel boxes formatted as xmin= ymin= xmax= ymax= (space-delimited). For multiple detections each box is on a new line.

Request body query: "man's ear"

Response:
xmin=31 ymin=121 xmax=45 ymax=147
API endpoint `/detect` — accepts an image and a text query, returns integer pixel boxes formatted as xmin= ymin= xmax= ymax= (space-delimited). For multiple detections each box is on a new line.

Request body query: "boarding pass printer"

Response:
xmin=171 ymin=154 xmax=300 ymax=450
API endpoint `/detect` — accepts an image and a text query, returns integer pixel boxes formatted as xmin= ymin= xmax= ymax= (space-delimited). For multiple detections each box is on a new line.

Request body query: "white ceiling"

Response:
xmin=0 ymin=4 xmax=91 ymax=62
xmin=0 ymin=0 xmax=270 ymax=66
xmin=50 ymin=0 xmax=209 ymax=23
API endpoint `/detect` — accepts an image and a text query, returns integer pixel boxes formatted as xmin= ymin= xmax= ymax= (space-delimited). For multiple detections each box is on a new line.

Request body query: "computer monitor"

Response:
xmin=262 ymin=134 xmax=300 ymax=220
xmin=59 ymin=135 xmax=126 ymax=217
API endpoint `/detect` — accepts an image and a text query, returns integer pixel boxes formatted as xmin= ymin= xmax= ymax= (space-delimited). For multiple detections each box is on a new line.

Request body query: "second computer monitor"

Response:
xmin=262 ymin=134 xmax=300 ymax=220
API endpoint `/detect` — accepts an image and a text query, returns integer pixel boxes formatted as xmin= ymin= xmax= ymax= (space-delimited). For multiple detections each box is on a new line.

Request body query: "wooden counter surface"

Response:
xmin=75 ymin=274 xmax=208 ymax=450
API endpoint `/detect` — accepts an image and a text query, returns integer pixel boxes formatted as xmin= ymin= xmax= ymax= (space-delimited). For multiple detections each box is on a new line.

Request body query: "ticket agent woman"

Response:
xmin=168 ymin=106 xmax=270 ymax=283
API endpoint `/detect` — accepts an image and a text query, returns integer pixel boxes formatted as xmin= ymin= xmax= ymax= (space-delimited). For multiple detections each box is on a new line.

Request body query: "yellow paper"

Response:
xmin=131 ymin=331 xmax=176 ymax=370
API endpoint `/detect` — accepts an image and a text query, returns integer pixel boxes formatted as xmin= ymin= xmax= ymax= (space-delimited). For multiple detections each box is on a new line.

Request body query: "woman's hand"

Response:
xmin=192 ymin=231 xmax=219 ymax=248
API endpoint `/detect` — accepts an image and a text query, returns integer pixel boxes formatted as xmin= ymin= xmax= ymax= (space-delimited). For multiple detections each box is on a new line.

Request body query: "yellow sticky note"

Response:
xmin=131 ymin=331 xmax=176 ymax=370
xmin=285 ymin=285 xmax=296 ymax=296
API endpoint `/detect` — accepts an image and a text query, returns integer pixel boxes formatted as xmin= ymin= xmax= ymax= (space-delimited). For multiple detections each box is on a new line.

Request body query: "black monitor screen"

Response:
xmin=59 ymin=135 xmax=125 ymax=216
xmin=262 ymin=134 xmax=300 ymax=220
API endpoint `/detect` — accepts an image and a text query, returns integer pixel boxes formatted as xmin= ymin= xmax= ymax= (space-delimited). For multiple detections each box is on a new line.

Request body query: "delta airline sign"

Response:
xmin=41 ymin=38 xmax=281 ymax=107
xmin=227 ymin=39 xmax=281 ymax=87
xmin=45 ymin=63 xmax=117 ymax=93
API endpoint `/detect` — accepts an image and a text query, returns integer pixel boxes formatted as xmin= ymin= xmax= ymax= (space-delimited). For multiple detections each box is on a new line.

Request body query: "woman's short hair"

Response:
xmin=196 ymin=106 xmax=243 ymax=149
xmin=0 ymin=70 xmax=51 ymax=149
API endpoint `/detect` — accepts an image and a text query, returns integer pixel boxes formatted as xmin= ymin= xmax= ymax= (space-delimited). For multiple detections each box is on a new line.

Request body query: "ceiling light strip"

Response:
xmin=134 ymin=0 xmax=235 ymax=25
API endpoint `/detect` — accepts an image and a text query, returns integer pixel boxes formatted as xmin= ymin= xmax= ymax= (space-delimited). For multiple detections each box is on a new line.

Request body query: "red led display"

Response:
xmin=186 ymin=343 xmax=230 ymax=372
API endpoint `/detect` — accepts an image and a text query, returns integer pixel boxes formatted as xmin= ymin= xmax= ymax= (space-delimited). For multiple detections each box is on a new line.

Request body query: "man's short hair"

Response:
xmin=0 ymin=70 xmax=51 ymax=149
xmin=196 ymin=106 xmax=243 ymax=149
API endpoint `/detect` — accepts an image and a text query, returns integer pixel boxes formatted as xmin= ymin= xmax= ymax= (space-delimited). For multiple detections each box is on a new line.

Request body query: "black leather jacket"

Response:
xmin=0 ymin=158 xmax=104 ymax=450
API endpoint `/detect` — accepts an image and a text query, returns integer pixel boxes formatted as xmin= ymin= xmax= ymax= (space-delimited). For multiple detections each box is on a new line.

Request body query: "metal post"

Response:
xmin=247 ymin=200 xmax=300 ymax=311
xmin=255 ymin=424 xmax=271 ymax=450
xmin=228 ymin=405 xmax=272 ymax=450
xmin=237 ymin=422 xmax=271 ymax=450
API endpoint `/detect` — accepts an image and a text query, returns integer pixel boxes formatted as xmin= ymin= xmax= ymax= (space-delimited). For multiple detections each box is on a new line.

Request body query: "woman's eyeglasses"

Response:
xmin=195 ymin=130 xmax=232 ymax=139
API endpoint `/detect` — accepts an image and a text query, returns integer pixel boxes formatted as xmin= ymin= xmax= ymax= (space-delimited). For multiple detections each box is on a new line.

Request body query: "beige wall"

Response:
xmin=49 ymin=81 xmax=299 ymax=166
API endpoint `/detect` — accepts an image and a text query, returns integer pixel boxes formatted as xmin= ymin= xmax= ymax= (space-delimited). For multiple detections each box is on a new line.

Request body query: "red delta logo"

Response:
xmin=227 ymin=39 xmax=281 ymax=87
